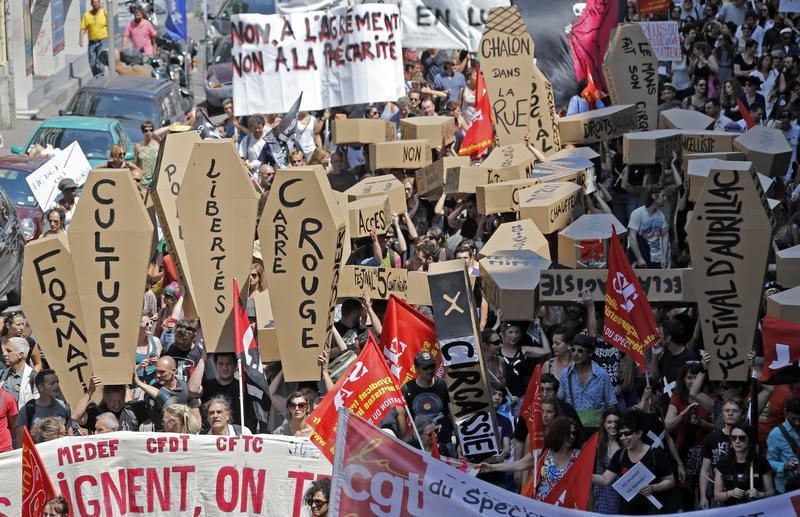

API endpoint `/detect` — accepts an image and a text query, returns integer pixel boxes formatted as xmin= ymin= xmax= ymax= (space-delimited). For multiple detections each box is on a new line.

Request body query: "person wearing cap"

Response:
xmin=557 ymin=333 xmax=616 ymax=432
xmin=779 ymin=27 xmax=799 ymax=58
xmin=740 ymin=74 xmax=767 ymax=122
xmin=54 ymin=178 xmax=79 ymax=228
xmin=402 ymin=350 xmax=455 ymax=457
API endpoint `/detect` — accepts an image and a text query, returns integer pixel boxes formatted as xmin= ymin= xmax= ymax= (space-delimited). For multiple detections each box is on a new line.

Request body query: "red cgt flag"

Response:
xmin=760 ymin=315 xmax=800 ymax=385
xmin=21 ymin=426 xmax=56 ymax=517
xmin=380 ymin=295 xmax=443 ymax=386
xmin=458 ymin=66 xmax=493 ymax=157
xmin=519 ymin=363 xmax=545 ymax=451
xmin=603 ymin=226 xmax=659 ymax=373
xmin=309 ymin=335 xmax=407 ymax=462
xmin=542 ymin=432 xmax=599 ymax=510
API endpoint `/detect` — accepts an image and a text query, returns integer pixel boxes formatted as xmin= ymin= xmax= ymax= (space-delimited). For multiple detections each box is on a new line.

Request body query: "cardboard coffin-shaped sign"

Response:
xmin=603 ymin=24 xmax=658 ymax=131
xmin=687 ymin=159 xmax=775 ymax=203
xmin=479 ymin=219 xmax=550 ymax=260
xmin=444 ymin=166 xmax=529 ymax=196
xmin=260 ymin=166 xmax=346 ymax=381
xmin=622 ymin=129 xmax=683 ymax=165
xmin=476 ymin=178 xmax=542 ymax=214
xmin=22 ymin=234 xmax=92 ymax=407
xmin=368 ymin=139 xmax=432 ymax=170
xmin=557 ymin=104 xmax=638 ymax=144
xmin=681 ymin=151 xmax=745 ymax=173
xmin=538 ymin=268 xmax=694 ymax=304
xmin=482 ymin=143 xmax=537 ymax=179
xmin=681 ymin=130 xmax=735 ymax=154
xmin=767 ymin=286 xmax=800 ymax=324
xmin=400 ymin=116 xmax=456 ymax=149
xmin=535 ymin=160 xmax=596 ymax=195
xmin=528 ymin=64 xmax=562 ymax=157
xmin=733 ymin=126 xmax=793 ymax=178
xmin=332 ymin=118 xmax=396 ymax=145
xmin=557 ymin=214 xmax=626 ymax=268
xmin=337 ymin=265 xmax=430 ymax=305
xmin=347 ymin=195 xmax=391 ymax=238
xmin=346 ymin=174 xmax=406 ymax=214
xmin=479 ymin=250 xmax=551 ymax=321
xmin=548 ymin=146 xmax=600 ymax=162
xmin=415 ymin=156 xmax=471 ymax=200
xmin=68 ymin=169 xmax=153 ymax=384
xmin=518 ymin=182 xmax=583 ymax=234
xmin=253 ymin=289 xmax=280 ymax=363
xmin=687 ymin=160 xmax=774 ymax=381
xmin=777 ymin=245 xmax=800 ymax=289
xmin=659 ymin=108 xmax=715 ymax=130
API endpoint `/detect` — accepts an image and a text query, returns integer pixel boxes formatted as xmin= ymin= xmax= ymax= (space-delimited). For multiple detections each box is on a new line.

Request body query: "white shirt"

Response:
xmin=237 ymin=133 xmax=266 ymax=174
xmin=293 ymin=115 xmax=317 ymax=158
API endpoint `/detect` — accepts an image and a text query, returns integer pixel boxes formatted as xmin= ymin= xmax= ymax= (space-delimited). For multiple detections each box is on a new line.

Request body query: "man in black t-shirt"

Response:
xmin=402 ymin=351 xmax=454 ymax=456
xmin=201 ymin=353 xmax=249 ymax=428
xmin=699 ymin=399 xmax=744 ymax=508
xmin=162 ymin=319 xmax=205 ymax=398
xmin=651 ymin=319 xmax=698 ymax=402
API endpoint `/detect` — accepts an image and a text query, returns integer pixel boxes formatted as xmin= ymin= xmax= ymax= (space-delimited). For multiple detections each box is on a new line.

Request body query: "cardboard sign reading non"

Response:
xmin=253 ymin=289 xmax=280 ymax=363
xmin=176 ymin=140 xmax=259 ymax=353
xmin=260 ymin=166 xmax=346 ymax=381
xmin=479 ymin=6 xmax=535 ymax=145
xmin=479 ymin=219 xmax=550 ymax=260
xmin=518 ymin=182 xmax=583 ymax=234
xmin=476 ymin=178 xmax=542 ymax=214
xmin=767 ymin=286 xmax=800 ymax=324
xmin=681 ymin=130 xmax=735 ymax=154
xmin=400 ymin=116 xmax=456 ymax=149
xmin=332 ymin=119 xmax=396 ymax=145
xmin=603 ymin=24 xmax=658 ymax=131
xmin=659 ymin=108 xmax=714 ymax=130
xmin=687 ymin=160 xmax=774 ymax=381
xmin=538 ymin=268 xmax=693 ymax=304
xmin=68 ymin=169 xmax=153 ymax=384
xmin=622 ymin=129 xmax=682 ymax=165
xmin=368 ymin=139 xmax=432 ymax=170
xmin=482 ymin=143 xmax=536 ymax=179
xmin=444 ymin=165 xmax=530 ymax=195
xmin=479 ymin=250 xmax=551 ymax=321
xmin=416 ymin=156 xmax=472 ymax=200
xmin=733 ymin=126 xmax=793 ymax=178
xmin=557 ymin=104 xmax=638 ymax=144
xmin=348 ymin=196 xmax=390 ymax=238
xmin=21 ymin=234 xmax=91 ymax=407
xmin=558 ymin=214 xmax=626 ymax=268
xmin=346 ymin=175 xmax=406 ymax=214
xmin=528 ymin=64 xmax=562 ymax=157
xmin=777 ymin=245 xmax=800 ymax=289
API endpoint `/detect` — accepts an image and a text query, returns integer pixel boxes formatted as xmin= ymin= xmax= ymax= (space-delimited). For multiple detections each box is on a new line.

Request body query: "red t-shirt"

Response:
xmin=759 ymin=385 xmax=792 ymax=451
xmin=0 ymin=390 xmax=19 ymax=452
xmin=669 ymin=394 xmax=710 ymax=452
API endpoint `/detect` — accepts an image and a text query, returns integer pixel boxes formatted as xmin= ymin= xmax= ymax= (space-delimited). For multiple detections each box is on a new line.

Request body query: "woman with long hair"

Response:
xmin=543 ymin=326 xmax=573 ymax=380
xmin=272 ymin=391 xmax=314 ymax=437
xmin=750 ymin=54 xmax=783 ymax=117
xmin=713 ymin=32 xmax=736 ymax=85
xmin=714 ymin=423 xmax=775 ymax=506
xmin=594 ymin=408 xmax=622 ymax=514
xmin=721 ymin=78 xmax=744 ymax=121
xmin=734 ymin=40 xmax=758 ymax=81
xmin=248 ymin=263 xmax=266 ymax=298
xmin=162 ymin=404 xmax=202 ymax=434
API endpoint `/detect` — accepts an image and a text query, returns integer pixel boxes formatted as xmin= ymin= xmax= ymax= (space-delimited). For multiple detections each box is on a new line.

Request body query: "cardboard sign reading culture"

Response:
xmin=21 ymin=234 xmax=91 ymax=407
xmin=260 ymin=166 xmax=346 ymax=381
xmin=68 ymin=169 xmax=153 ymax=384
xmin=0 ymin=431 xmax=330 ymax=516
xmin=231 ymin=4 xmax=405 ymax=115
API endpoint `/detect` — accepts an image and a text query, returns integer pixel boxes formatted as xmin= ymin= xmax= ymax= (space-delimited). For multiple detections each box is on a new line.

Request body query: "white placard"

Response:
xmin=780 ymin=0 xmax=800 ymax=13
xmin=231 ymin=4 xmax=405 ymax=115
xmin=612 ymin=460 xmax=663 ymax=509
xmin=637 ymin=22 xmax=681 ymax=62
xmin=401 ymin=0 xmax=510 ymax=51
xmin=25 ymin=141 xmax=91 ymax=209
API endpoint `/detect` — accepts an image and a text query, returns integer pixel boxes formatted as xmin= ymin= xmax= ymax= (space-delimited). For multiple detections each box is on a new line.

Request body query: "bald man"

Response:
xmin=133 ymin=355 xmax=199 ymax=430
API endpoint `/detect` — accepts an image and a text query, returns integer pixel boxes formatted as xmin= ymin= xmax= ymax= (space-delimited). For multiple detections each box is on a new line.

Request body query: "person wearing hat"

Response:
xmin=401 ymin=350 xmax=455 ymax=457
xmin=740 ymin=74 xmax=767 ymax=123
xmin=779 ymin=27 xmax=799 ymax=59
xmin=557 ymin=333 xmax=616 ymax=432
xmin=54 ymin=178 xmax=79 ymax=228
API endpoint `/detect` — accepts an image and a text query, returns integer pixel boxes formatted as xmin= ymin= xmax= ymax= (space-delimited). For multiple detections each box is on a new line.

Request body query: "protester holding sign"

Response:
xmin=714 ymin=423 xmax=775 ymax=506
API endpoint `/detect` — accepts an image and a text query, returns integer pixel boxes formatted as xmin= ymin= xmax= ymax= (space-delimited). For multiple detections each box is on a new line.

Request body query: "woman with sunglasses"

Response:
xmin=248 ymin=263 xmax=266 ymax=298
xmin=714 ymin=423 xmax=774 ymax=506
xmin=480 ymin=329 xmax=505 ymax=386
xmin=272 ymin=391 xmax=313 ymax=437
xmin=304 ymin=478 xmax=331 ymax=517
xmin=135 ymin=313 xmax=162 ymax=386
xmin=134 ymin=120 xmax=159 ymax=186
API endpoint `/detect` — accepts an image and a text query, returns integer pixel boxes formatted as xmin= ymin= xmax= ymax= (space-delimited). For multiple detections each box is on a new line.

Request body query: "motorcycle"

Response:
xmin=122 ymin=0 xmax=158 ymax=27
xmin=155 ymin=33 xmax=197 ymax=90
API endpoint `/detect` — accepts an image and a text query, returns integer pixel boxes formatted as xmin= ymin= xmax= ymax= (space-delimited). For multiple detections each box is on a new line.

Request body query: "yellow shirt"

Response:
xmin=81 ymin=9 xmax=108 ymax=42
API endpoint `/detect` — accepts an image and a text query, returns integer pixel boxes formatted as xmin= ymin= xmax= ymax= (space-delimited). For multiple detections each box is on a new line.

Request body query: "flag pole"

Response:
xmin=533 ymin=449 xmax=539 ymax=494
xmin=237 ymin=358 xmax=246 ymax=429
xmin=406 ymin=409 xmax=426 ymax=454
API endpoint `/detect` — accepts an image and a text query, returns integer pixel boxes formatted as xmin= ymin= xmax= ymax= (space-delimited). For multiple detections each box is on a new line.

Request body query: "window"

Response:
xmin=66 ymin=91 xmax=159 ymax=124
xmin=29 ymin=128 xmax=113 ymax=161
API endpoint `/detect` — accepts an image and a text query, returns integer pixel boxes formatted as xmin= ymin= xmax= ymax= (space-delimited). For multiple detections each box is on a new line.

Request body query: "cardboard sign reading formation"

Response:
xmin=400 ymin=116 xmax=456 ymax=150
xmin=338 ymin=265 xmax=430 ymax=306
xmin=444 ymin=165 xmax=529 ymax=195
xmin=681 ymin=130 xmax=735 ymax=154
xmin=25 ymin=142 xmax=92 ymax=210
xmin=479 ymin=250 xmax=551 ymax=321
xmin=687 ymin=160 xmax=774 ymax=381
xmin=347 ymin=195 xmax=391 ymax=238
xmin=400 ymin=0 xmax=510 ymax=51
xmin=332 ymin=118 xmax=396 ymax=145
xmin=427 ymin=260 xmax=500 ymax=459
xmin=482 ymin=142 xmax=536 ymax=179
xmin=557 ymin=104 xmax=638 ymax=144
xmin=368 ymin=139 xmax=432 ymax=170
xmin=538 ymin=268 xmax=693 ymax=304
xmin=528 ymin=64 xmax=561 ymax=157
xmin=415 ymin=156 xmax=471 ymax=200
xmin=518 ymin=182 xmax=582 ymax=234
xmin=659 ymin=108 xmax=714 ymax=130
xmin=231 ymin=4 xmax=404 ymax=114
xmin=479 ymin=6 xmax=535 ymax=145
xmin=733 ymin=126 xmax=793 ymax=178
xmin=637 ymin=21 xmax=681 ymax=61
xmin=253 ymin=289 xmax=280 ymax=362
xmin=176 ymin=141 xmax=260 ymax=353
xmin=479 ymin=219 xmax=550 ymax=260
xmin=260 ymin=166 xmax=346 ymax=381
xmin=604 ymin=24 xmax=658 ymax=131
xmin=475 ymin=178 xmax=541 ymax=214
xmin=622 ymin=129 xmax=682 ymax=165
xmin=345 ymin=175 xmax=406 ymax=214
xmin=776 ymin=245 xmax=800 ymax=288
xmin=558 ymin=214 xmax=626 ymax=268
xmin=68 ymin=169 xmax=153 ymax=384
xmin=21 ymin=234 xmax=91 ymax=407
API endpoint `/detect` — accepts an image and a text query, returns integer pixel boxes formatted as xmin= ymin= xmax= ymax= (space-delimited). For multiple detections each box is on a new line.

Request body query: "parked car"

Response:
xmin=205 ymin=37 xmax=233 ymax=110
xmin=11 ymin=116 xmax=134 ymax=168
xmin=206 ymin=0 xmax=275 ymax=44
xmin=0 ymin=186 xmax=24 ymax=308
xmin=0 ymin=155 xmax=50 ymax=242
xmin=61 ymin=76 xmax=193 ymax=142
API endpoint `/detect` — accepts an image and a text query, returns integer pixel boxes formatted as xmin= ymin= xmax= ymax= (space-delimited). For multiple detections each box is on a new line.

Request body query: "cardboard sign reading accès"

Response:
xmin=528 ymin=64 xmax=562 ymax=157
xmin=557 ymin=214 xmax=626 ymax=268
xmin=444 ymin=166 xmax=530 ymax=195
xmin=368 ymin=139 xmax=432 ymax=170
xmin=176 ymin=140 xmax=260 ymax=353
xmin=347 ymin=196 xmax=391 ymax=238
xmin=416 ymin=156 xmax=472 ymax=200
xmin=681 ymin=130 xmax=735 ymax=154
xmin=733 ymin=126 xmax=793 ymax=178
xmin=332 ymin=118 xmax=396 ymax=145
xmin=482 ymin=143 xmax=537 ymax=179
xmin=777 ymin=245 xmax=800 ymax=289
xmin=479 ymin=250 xmax=551 ymax=321
xmin=538 ymin=268 xmax=693 ymax=304
xmin=260 ymin=166 xmax=346 ymax=381
xmin=767 ymin=286 xmax=800 ymax=324
xmin=68 ymin=169 xmax=153 ymax=384
xmin=400 ymin=116 xmax=456 ymax=149
xmin=557 ymin=104 xmax=638 ymax=144
xmin=253 ymin=289 xmax=280 ymax=363
xmin=659 ymin=108 xmax=714 ymax=130
xmin=622 ymin=129 xmax=683 ymax=165
xmin=345 ymin=175 xmax=406 ymax=214
xmin=479 ymin=6 xmax=535 ymax=146
xmin=686 ymin=160 xmax=774 ymax=381
xmin=603 ymin=24 xmax=658 ymax=131
xmin=479 ymin=219 xmax=550 ymax=260
xmin=21 ymin=234 xmax=92 ymax=407
xmin=476 ymin=178 xmax=542 ymax=214
xmin=518 ymin=182 xmax=583 ymax=234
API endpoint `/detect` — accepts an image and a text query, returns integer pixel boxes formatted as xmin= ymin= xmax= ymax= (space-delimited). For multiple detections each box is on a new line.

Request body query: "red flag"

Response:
xmin=737 ymin=98 xmax=756 ymax=129
xmin=21 ymin=427 xmax=56 ymax=517
xmin=519 ymin=364 xmax=544 ymax=451
xmin=580 ymin=64 xmax=606 ymax=109
xmin=309 ymin=335 xmax=406 ymax=462
xmin=430 ymin=430 xmax=441 ymax=460
xmin=542 ymin=432 xmax=599 ymax=509
xmin=760 ymin=316 xmax=800 ymax=384
xmin=380 ymin=295 xmax=443 ymax=386
xmin=603 ymin=226 xmax=659 ymax=373
xmin=458 ymin=66 xmax=493 ymax=157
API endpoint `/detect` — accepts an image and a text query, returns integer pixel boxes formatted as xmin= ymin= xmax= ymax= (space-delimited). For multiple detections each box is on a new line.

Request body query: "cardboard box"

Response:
xmin=346 ymin=175 xmax=406 ymax=214
xmin=538 ymin=268 xmax=694 ymax=304
xmin=733 ymin=126 xmax=793 ymax=178
xmin=767 ymin=286 xmax=800 ymax=324
xmin=475 ymin=178 xmax=542 ymax=214
xmin=557 ymin=214 xmax=626 ymax=268
xmin=400 ymin=116 xmax=456 ymax=149
xmin=348 ymin=196 xmax=391 ymax=238
xmin=333 ymin=118 xmax=396 ymax=145
xmin=518 ymin=182 xmax=583 ymax=234
xmin=681 ymin=130 xmax=735 ymax=154
xmin=622 ymin=129 xmax=683 ymax=165
xmin=479 ymin=219 xmax=550 ymax=260
xmin=368 ymin=139 xmax=432 ymax=170
xmin=444 ymin=166 xmax=529 ymax=195
xmin=557 ymin=104 xmax=638 ymax=144
xmin=482 ymin=143 xmax=537 ymax=179
xmin=479 ymin=250 xmax=551 ymax=321
xmin=408 ymin=271 xmax=431 ymax=306
xmin=777 ymin=245 xmax=800 ymax=288
xmin=681 ymin=151 xmax=745 ymax=172
xmin=253 ymin=290 xmax=280 ymax=362
xmin=534 ymin=163 xmax=595 ymax=195
xmin=603 ymin=24 xmax=659 ymax=131
xmin=415 ymin=156 xmax=472 ymax=200
xmin=528 ymin=64 xmax=562 ymax=156
xmin=659 ymin=108 xmax=715 ymax=130
xmin=687 ymin=159 xmax=773 ymax=203
xmin=548 ymin=146 xmax=600 ymax=161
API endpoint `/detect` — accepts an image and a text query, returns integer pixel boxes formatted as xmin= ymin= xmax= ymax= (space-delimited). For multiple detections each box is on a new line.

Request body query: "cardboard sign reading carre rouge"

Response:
xmin=603 ymin=24 xmax=658 ymax=131
xmin=475 ymin=178 xmax=542 ymax=214
xmin=518 ymin=182 xmax=582 ymax=234
xmin=253 ymin=289 xmax=280 ymax=362
xmin=482 ymin=142 xmax=536 ymax=179
xmin=444 ymin=166 xmax=530 ymax=195
xmin=176 ymin=141 xmax=259 ymax=353
xmin=68 ymin=169 xmax=153 ymax=384
xmin=416 ymin=156 xmax=472 ymax=200
xmin=479 ymin=6 xmax=535 ymax=146
xmin=260 ymin=166 xmax=346 ymax=381
xmin=558 ymin=214 xmax=626 ymax=268
xmin=622 ymin=129 xmax=682 ymax=165
xmin=687 ymin=160 xmax=774 ymax=381
xmin=659 ymin=108 xmax=714 ymax=130
xmin=776 ymin=245 xmax=800 ymax=288
xmin=479 ymin=219 xmax=550 ymax=260
xmin=681 ymin=130 xmax=735 ymax=153
xmin=427 ymin=260 xmax=500 ymax=459
xmin=479 ymin=250 xmax=551 ymax=321
xmin=767 ymin=287 xmax=800 ymax=324
xmin=528 ymin=64 xmax=561 ymax=157
xmin=345 ymin=175 xmax=406 ymax=214
xmin=538 ymin=268 xmax=693 ymax=304
xmin=733 ymin=126 xmax=793 ymax=178
xmin=368 ymin=140 xmax=431 ymax=170
xmin=400 ymin=116 xmax=456 ymax=149
xmin=557 ymin=104 xmax=638 ymax=144
xmin=347 ymin=196 xmax=391 ymax=238
xmin=332 ymin=119 xmax=396 ymax=145
xmin=21 ymin=234 xmax=91 ymax=407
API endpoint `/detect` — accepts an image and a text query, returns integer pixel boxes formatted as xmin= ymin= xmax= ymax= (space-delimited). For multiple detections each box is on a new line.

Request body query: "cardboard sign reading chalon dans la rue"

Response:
xmin=479 ymin=6 xmax=534 ymax=146
xmin=260 ymin=165 xmax=346 ymax=381
xmin=518 ymin=181 xmax=582 ymax=234
xmin=557 ymin=213 xmax=627 ymax=269
xmin=416 ymin=156 xmax=472 ymax=200
xmin=22 ymin=233 xmax=92 ymax=407
xmin=603 ymin=23 xmax=659 ymax=131
xmin=176 ymin=140 xmax=260 ymax=353
xmin=479 ymin=250 xmax=551 ymax=321
xmin=528 ymin=64 xmax=561 ymax=157
xmin=557 ymin=104 xmax=638 ymax=144
xmin=686 ymin=160 xmax=775 ymax=381
xmin=68 ymin=169 xmax=153 ymax=384
xmin=478 ymin=219 xmax=550 ymax=260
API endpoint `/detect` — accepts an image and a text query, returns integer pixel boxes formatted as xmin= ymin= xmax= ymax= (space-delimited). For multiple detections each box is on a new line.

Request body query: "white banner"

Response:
xmin=637 ymin=21 xmax=681 ymax=62
xmin=779 ymin=0 xmax=800 ymax=13
xmin=0 ymin=432 xmax=330 ymax=516
xmin=275 ymin=0 xmax=349 ymax=14
xmin=401 ymin=0 xmax=510 ymax=51
xmin=231 ymin=4 xmax=405 ymax=115
xmin=25 ymin=142 xmax=91 ymax=209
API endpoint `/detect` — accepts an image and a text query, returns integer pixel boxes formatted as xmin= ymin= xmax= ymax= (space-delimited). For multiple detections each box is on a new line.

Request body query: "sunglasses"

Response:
xmin=311 ymin=499 xmax=328 ymax=508
xmin=731 ymin=434 xmax=748 ymax=442
xmin=488 ymin=339 xmax=501 ymax=346
xmin=570 ymin=347 xmax=588 ymax=354
xmin=288 ymin=401 xmax=308 ymax=410
xmin=142 ymin=127 xmax=154 ymax=133
xmin=619 ymin=430 xmax=636 ymax=437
